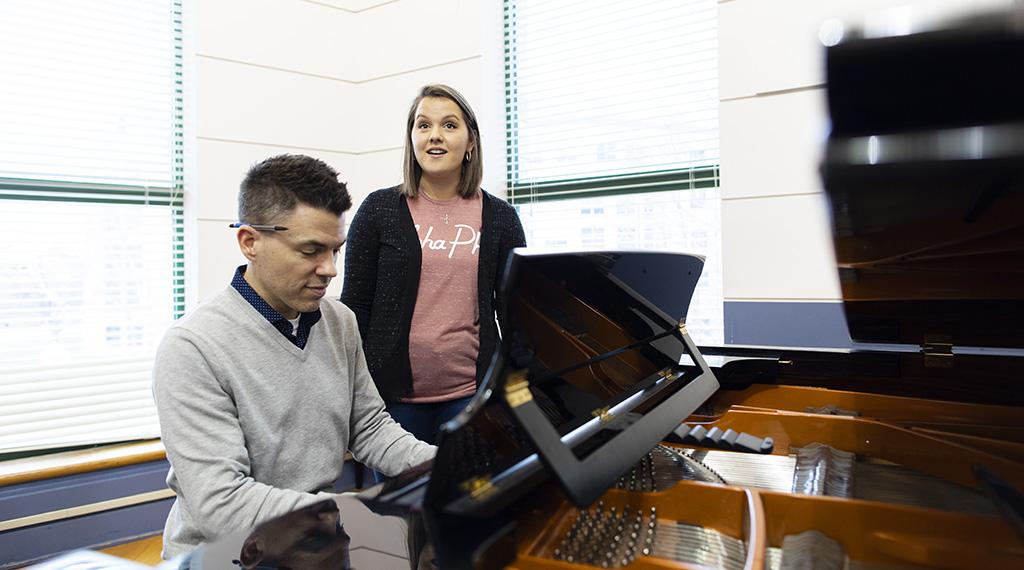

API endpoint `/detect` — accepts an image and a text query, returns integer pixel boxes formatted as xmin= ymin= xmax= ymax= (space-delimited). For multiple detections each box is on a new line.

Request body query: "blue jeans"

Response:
xmin=387 ymin=395 xmax=474 ymax=445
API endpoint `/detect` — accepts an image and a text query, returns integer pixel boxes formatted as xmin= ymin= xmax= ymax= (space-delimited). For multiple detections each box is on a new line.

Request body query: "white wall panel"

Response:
xmin=719 ymin=87 xmax=827 ymax=200
xmin=197 ymin=0 xmax=358 ymax=80
xmin=196 ymin=139 xmax=359 ymax=220
xmin=310 ymin=0 xmax=396 ymax=13
xmin=355 ymin=0 xmax=480 ymax=79
xmin=719 ymin=0 xmax=1013 ymax=100
xmin=198 ymin=0 xmax=479 ymax=82
xmin=197 ymin=57 xmax=359 ymax=151
xmin=347 ymin=57 xmax=482 ymax=151
xmin=344 ymin=148 xmax=403 ymax=206
xmin=722 ymin=193 xmax=841 ymax=300
xmin=719 ymin=0 xmax=827 ymax=100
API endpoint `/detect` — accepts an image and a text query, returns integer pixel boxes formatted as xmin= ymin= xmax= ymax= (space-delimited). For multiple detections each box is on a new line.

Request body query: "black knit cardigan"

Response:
xmin=340 ymin=186 xmax=527 ymax=403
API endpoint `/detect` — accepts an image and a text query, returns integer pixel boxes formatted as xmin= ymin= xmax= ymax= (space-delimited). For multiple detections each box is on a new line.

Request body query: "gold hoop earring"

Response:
xmin=464 ymin=151 xmax=472 ymax=163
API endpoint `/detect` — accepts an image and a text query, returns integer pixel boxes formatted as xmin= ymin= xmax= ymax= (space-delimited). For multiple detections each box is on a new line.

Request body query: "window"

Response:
xmin=505 ymin=0 xmax=722 ymax=344
xmin=0 ymin=0 xmax=184 ymax=454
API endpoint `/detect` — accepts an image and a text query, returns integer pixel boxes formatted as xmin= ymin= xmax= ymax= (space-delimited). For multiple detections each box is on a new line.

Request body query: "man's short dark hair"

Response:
xmin=238 ymin=154 xmax=353 ymax=224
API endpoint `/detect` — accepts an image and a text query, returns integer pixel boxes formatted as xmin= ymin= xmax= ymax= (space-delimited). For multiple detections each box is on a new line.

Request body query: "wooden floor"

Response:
xmin=100 ymin=535 xmax=163 ymax=566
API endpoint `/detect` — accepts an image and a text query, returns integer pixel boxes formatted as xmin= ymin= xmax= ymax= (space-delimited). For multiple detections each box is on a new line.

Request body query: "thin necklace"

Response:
xmin=421 ymin=188 xmax=455 ymax=225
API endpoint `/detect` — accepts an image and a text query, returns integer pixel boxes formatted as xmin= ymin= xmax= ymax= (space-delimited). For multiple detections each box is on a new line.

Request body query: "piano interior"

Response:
xmin=360 ymin=10 xmax=1024 ymax=570
xmin=366 ymin=249 xmax=1023 ymax=570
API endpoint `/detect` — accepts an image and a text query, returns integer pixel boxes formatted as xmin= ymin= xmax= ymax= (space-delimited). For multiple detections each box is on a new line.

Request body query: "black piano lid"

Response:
xmin=359 ymin=250 xmax=720 ymax=567
xmin=422 ymin=250 xmax=717 ymax=508
xmin=482 ymin=250 xmax=719 ymax=507
xmin=821 ymin=8 xmax=1024 ymax=351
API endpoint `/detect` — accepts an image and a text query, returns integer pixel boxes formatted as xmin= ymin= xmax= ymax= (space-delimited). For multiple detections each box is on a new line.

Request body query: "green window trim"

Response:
xmin=508 ymin=166 xmax=720 ymax=204
xmin=171 ymin=0 xmax=186 ymax=320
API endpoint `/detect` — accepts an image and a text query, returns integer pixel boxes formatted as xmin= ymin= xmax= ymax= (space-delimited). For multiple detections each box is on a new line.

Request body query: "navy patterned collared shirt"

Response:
xmin=231 ymin=265 xmax=321 ymax=349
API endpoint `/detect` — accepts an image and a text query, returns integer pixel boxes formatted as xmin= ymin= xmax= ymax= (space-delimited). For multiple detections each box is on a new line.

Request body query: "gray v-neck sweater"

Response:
xmin=153 ymin=287 xmax=435 ymax=558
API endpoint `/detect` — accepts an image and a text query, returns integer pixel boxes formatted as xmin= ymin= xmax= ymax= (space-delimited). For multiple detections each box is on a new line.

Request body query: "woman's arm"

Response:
xmin=494 ymin=202 xmax=527 ymax=328
xmin=340 ymin=194 xmax=382 ymax=338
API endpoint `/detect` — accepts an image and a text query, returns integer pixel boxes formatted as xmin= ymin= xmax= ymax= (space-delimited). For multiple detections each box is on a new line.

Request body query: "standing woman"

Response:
xmin=341 ymin=84 xmax=526 ymax=445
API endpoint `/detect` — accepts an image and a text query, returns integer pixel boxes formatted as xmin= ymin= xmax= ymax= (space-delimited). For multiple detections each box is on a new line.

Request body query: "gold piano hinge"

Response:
xmin=922 ymin=334 xmax=953 ymax=368
xmin=505 ymin=371 xmax=533 ymax=408
xmin=459 ymin=475 xmax=495 ymax=501
xmin=591 ymin=406 xmax=613 ymax=423
xmin=658 ymin=369 xmax=675 ymax=381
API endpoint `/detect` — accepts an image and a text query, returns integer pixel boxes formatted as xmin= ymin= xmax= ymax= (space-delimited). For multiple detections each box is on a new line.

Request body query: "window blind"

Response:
xmin=504 ymin=0 xmax=723 ymax=344
xmin=0 ymin=0 xmax=184 ymax=453
xmin=505 ymin=0 xmax=719 ymax=197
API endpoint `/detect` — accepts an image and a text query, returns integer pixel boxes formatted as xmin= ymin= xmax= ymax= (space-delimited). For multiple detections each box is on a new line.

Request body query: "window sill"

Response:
xmin=0 ymin=440 xmax=358 ymax=488
xmin=0 ymin=439 xmax=166 ymax=487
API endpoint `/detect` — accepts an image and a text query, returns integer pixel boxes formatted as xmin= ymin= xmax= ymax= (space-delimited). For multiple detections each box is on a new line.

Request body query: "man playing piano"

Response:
xmin=151 ymin=154 xmax=435 ymax=559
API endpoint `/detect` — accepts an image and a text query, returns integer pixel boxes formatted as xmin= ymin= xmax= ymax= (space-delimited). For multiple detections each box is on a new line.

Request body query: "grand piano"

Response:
xmin=144 ymin=8 xmax=1024 ymax=570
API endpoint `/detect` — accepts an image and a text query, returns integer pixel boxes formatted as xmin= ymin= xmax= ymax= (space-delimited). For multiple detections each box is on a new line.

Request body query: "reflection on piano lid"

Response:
xmin=822 ymin=9 xmax=1024 ymax=351
xmin=165 ymin=495 xmax=412 ymax=570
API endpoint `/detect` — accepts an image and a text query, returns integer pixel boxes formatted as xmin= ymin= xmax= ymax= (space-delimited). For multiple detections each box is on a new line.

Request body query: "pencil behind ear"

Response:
xmin=236 ymin=226 xmax=259 ymax=262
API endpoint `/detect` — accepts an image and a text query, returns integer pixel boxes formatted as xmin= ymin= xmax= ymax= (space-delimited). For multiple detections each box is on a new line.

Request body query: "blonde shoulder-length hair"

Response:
xmin=400 ymin=84 xmax=483 ymax=199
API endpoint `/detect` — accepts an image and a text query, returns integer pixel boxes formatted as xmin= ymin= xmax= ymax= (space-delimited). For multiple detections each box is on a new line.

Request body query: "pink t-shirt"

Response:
xmin=403 ymin=191 xmax=483 ymax=403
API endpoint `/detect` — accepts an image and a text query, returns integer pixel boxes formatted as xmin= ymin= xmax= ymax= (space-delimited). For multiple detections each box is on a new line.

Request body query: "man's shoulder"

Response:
xmin=153 ymin=289 xmax=246 ymax=375
xmin=320 ymin=296 xmax=354 ymax=318
xmin=319 ymin=297 xmax=358 ymax=330
xmin=316 ymin=298 xmax=362 ymax=354
xmin=166 ymin=288 xmax=247 ymax=338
